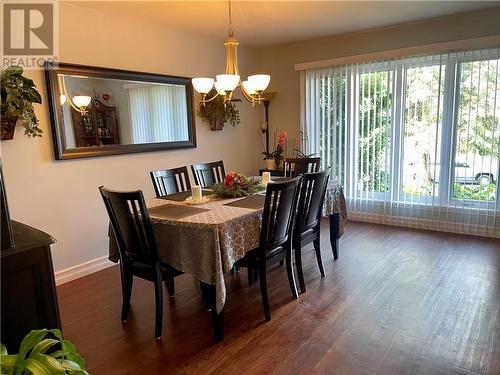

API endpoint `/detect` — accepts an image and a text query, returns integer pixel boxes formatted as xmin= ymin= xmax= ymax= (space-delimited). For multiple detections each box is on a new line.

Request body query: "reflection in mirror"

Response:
xmin=45 ymin=63 xmax=195 ymax=160
xmin=58 ymin=75 xmax=190 ymax=148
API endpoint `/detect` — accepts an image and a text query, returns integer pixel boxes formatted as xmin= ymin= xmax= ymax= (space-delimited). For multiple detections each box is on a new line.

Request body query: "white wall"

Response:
xmin=0 ymin=3 xmax=264 ymax=272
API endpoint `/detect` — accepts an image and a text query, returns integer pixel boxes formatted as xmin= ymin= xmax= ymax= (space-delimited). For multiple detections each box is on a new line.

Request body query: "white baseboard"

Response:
xmin=55 ymin=255 xmax=116 ymax=286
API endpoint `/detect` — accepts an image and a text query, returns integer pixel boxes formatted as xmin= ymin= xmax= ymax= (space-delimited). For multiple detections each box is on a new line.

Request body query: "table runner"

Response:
xmin=148 ymin=204 xmax=209 ymax=220
xmin=109 ymin=180 xmax=347 ymax=313
xmin=158 ymin=189 xmax=214 ymax=202
xmin=224 ymin=194 xmax=266 ymax=209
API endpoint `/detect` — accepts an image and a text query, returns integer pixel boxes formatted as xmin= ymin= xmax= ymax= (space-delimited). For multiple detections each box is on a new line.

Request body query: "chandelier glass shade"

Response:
xmin=59 ymin=76 xmax=92 ymax=115
xmin=192 ymin=0 xmax=270 ymax=105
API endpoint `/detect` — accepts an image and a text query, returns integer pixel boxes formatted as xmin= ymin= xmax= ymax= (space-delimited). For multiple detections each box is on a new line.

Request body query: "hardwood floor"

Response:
xmin=57 ymin=221 xmax=500 ymax=374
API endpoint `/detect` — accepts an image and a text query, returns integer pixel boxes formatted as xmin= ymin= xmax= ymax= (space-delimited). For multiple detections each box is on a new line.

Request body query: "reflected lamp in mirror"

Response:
xmin=45 ymin=63 xmax=196 ymax=160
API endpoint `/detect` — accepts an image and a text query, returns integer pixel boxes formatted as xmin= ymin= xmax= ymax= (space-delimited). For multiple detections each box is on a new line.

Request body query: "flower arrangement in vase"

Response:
xmin=261 ymin=130 xmax=288 ymax=170
xmin=212 ymin=172 xmax=263 ymax=198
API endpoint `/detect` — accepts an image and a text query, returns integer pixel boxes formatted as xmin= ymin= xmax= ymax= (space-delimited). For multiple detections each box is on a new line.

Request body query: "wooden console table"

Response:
xmin=1 ymin=221 xmax=60 ymax=351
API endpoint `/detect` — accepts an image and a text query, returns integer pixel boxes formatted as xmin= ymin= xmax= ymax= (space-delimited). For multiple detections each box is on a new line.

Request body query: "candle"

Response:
xmin=262 ymin=172 xmax=271 ymax=185
xmin=192 ymin=185 xmax=202 ymax=199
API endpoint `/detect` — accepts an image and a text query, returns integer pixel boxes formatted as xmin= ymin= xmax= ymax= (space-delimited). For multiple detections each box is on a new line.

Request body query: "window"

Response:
xmin=128 ymin=84 xmax=188 ymax=144
xmin=303 ymin=47 xmax=500 ymax=237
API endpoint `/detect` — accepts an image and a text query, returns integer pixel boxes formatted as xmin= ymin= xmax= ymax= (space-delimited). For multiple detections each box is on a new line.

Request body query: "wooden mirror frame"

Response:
xmin=45 ymin=62 xmax=197 ymax=160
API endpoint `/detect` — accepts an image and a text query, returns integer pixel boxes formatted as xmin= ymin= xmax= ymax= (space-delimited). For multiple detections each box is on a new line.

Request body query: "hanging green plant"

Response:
xmin=197 ymin=88 xmax=240 ymax=131
xmin=1 ymin=66 xmax=43 ymax=140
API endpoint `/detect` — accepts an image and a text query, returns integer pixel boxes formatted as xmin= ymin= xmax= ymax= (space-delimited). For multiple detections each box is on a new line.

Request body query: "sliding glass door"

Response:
xmin=303 ymin=47 xmax=500 ymax=236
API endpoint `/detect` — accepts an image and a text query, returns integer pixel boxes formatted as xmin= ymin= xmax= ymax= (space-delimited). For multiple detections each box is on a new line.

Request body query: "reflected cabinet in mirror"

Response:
xmin=45 ymin=63 xmax=196 ymax=159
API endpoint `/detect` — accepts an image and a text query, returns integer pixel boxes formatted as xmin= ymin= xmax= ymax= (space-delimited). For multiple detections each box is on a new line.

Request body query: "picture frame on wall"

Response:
xmin=1 ymin=160 xmax=15 ymax=250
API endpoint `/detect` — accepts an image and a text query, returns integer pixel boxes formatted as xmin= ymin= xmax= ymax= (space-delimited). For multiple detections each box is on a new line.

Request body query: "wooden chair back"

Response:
xmin=295 ymin=170 xmax=330 ymax=235
xmin=284 ymin=157 xmax=321 ymax=177
xmin=191 ymin=160 xmax=225 ymax=187
xmin=99 ymin=186 xmax=157 ymax=263
xmin=259 ymin=177 xmax=302 ymax=255
xmin=150 ymin=167 xmax=191 ymax=197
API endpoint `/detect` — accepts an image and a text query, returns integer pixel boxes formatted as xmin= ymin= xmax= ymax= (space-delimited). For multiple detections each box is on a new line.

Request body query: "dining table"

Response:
xmin=108 ymin=179 xmax=347 ymax=341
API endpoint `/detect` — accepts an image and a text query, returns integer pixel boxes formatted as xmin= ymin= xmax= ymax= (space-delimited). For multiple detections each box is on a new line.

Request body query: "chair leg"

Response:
xmin=259 ymin=265 xmax=271 ymax=321
xmin=153 ymin=268 xmax=164 ymax=339
xmin=165 ymin=276 xmax=175 ymax=297
xmin=247 ymin=268 xmax=255 ymax=286
xmin=120 ymin=270 xmax=133 ymax=322
xmin=313 ymin=238 xmax=326 ymax=277
xmin=286 ymin=247 xmax=299 ymax=299
xmin=294 ymin=243 xmax=306 ymax=294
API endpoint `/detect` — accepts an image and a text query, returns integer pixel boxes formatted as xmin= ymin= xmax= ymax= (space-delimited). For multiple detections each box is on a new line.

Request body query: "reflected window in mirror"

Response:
xmin=46 ymin=63 xmax=196 ymax=159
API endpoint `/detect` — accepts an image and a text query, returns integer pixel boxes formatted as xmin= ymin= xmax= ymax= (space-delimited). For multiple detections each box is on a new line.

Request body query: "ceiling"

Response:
xmin=70 ymin=1 xmax=499 ymax=47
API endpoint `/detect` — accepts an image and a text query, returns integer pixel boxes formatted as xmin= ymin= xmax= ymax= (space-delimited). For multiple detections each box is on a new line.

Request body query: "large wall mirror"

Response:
xmin=45 ymin=63 xmax=196 ymax=159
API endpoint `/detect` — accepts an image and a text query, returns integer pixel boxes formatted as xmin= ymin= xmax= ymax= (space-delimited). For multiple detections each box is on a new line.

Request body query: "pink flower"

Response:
xmin=277 ymin=131 xmax=288 ymax=148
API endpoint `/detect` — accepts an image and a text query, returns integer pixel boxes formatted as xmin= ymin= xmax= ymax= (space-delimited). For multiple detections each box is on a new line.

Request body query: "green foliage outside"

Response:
xmin=453 ymin=183 xmax=496 ymax=201
xmin=318 ymin=57 xmax=499 ymax=202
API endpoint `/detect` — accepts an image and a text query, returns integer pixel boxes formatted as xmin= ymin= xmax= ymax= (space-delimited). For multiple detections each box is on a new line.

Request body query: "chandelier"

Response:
xmin=191 ymin=0 xmax=270 ymax=106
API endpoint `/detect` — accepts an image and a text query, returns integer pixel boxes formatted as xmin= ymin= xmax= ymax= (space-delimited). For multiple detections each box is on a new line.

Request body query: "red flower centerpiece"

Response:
xmin=213 ymin=172 xmax=262 ymax=198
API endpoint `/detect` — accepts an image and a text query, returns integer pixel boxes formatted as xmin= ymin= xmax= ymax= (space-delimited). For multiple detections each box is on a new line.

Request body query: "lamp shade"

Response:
xmin=242 ymin=80 xmax=257 ymax=95
xmin=248 ymin=74 xmax=270 ymax=92
xmin=72 ymin=95 xmax=92 ymax=109
xmin=216 ymin=74 xmax=240 ymax=92
xmin=214 ymin=81 xmax=226 ymax=96
xmin=192 ymin=78 xmax=214 ymax=94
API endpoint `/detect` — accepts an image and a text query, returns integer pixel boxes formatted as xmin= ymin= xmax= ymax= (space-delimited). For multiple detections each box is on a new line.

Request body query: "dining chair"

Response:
xmin=235 ymin=177 xmax=302 ymax=321
xmin=150 ymin=166 xmax=191 ymax=197
xmin=283 ymin=157 xmax=321 ymax=177
xmin=99 ymin=186 xmax=182 ymax=339
xmin=293 ymin=170 xmax=330 ymax=293
xmin=191 ymin=160 xmax=225 ymax=188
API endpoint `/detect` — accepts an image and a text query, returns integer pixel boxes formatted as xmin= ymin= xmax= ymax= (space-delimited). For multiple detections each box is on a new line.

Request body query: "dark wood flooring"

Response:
xmin=57 ymin=221 xmax=500 ymax=374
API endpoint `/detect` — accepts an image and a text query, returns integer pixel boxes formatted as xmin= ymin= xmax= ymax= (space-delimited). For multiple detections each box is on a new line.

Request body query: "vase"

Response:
xmin=1 ymin=116 xmax=18 ymax=141
xmin=209 ymin=118 xmax=224 ymax=131
xmin=265 ymin=159 xmax=275 ymax=170
xmin=274 ymin=157 xmax=283 ymax=170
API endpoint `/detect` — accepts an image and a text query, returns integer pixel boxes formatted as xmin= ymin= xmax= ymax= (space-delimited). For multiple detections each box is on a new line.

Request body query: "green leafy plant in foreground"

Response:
xmin=1 ymin=329 xmax=88 ymax=375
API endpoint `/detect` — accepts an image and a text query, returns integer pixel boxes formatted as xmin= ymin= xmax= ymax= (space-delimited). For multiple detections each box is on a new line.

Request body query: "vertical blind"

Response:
xmin=128 ymin=84 xmax=188 ymax=143
xmin=303 ymin=47 xmax=500 ymax=237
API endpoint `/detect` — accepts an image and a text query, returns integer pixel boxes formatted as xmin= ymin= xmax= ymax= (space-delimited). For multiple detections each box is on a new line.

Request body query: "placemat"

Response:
xmin=159 ymin=189 xmax=213 ymax=202
xmin=224 ymin=194 xmax=266 ymax=210
xmin=148 ymin=204 xmax=209 ymax=219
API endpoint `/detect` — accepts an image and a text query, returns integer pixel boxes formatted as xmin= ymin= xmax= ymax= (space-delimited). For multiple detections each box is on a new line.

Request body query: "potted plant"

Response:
xmin=0 ymin=328 xmax=88 ymax=374
xmin=1 ymin=66 xmax=43 ymax=140
xmin=197 ymin=89 xmax=240 ymax=131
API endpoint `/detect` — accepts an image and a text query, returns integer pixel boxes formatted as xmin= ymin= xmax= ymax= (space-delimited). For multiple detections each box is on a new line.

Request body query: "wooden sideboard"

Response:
xmin=1 ymin=221 xmax=60 ymax=351
xmin=71 ymin=98 xmax=120 ymax=147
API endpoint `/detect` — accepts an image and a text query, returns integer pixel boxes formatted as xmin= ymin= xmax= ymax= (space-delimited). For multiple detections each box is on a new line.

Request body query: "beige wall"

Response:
xmin=262 ymin=7 xmax=500 ymax=142
xmin=0 ymin=3 xmax=264 ymax=271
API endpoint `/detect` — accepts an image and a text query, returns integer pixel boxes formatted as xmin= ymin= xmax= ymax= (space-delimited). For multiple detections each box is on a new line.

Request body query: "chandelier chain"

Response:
xmin=228 ymin=0 xmax=233 ymax=37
